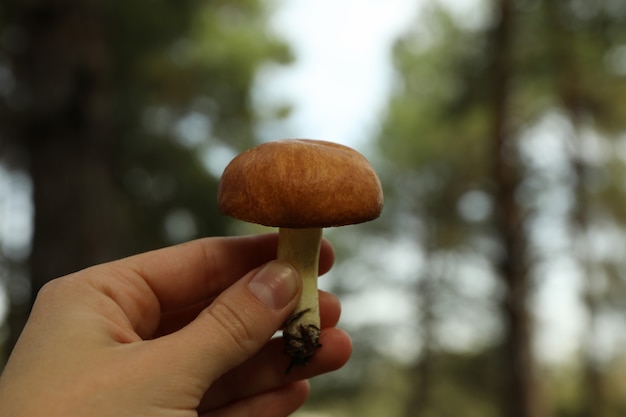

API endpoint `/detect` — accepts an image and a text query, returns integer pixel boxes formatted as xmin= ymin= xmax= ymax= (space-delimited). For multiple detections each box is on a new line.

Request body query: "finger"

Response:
xmin=153 ymin=289 xmax=340 ymax=339
xmin=90 ymin=234 xmax=333 ymax=339
xmin=199 ymin=327 xmax=352 ymax=411
xmin=200 ymin=381 xmax=310 ymax=417
xmin=318 ymin=290 xmax=342 ymax=328
xmin=116 ymin=234 xmax=334 ymax=312
xmin=156 ymin=260 xmax=301 ymax=383
xmin=117 ymin=234 xmax=278 ymax=312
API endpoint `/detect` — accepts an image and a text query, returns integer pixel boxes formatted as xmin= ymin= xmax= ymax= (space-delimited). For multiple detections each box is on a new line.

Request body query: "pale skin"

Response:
xmin=0 ymin=233 xmax=352 ymax=417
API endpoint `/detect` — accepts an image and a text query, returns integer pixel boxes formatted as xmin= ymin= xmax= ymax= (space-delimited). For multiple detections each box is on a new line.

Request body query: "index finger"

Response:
xmin=117 ymin=233 xmax=334 ymax=312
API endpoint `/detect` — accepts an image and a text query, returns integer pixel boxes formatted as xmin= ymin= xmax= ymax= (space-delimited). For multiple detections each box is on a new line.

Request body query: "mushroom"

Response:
xmin=217 ymin=139 xmax=383 ymax=371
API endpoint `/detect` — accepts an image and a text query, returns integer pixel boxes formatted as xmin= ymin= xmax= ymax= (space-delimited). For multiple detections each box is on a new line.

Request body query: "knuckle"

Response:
xmin=35 ymin=276 xmax=74 ymax=304
xmin=206 ymin=300 xmax=258 ymax=355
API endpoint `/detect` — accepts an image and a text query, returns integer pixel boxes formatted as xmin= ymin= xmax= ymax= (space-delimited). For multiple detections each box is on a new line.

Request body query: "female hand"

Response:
xmin=0 ymin=233 xmax=352 ymax=417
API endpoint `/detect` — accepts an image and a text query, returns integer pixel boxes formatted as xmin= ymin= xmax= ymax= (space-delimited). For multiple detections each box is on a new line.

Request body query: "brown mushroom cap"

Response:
xmin=217 ymin=139 xmax=383 ymax=228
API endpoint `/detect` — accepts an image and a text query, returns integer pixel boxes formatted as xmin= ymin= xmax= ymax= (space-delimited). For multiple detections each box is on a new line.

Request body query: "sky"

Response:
xmin=255 ymin=0 xmax=422 ymax=151
xmin=256 ymin=0 xmax=488 ymax=150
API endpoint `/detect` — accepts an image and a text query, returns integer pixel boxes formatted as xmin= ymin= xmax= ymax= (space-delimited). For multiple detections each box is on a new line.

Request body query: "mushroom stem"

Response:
xmin=277 ymin=227 xmax=323 ymax=371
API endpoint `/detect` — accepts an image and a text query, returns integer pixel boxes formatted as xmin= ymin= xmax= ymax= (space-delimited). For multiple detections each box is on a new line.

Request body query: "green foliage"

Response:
xmin=383 ymin=8 xmax=491 ymax=175
xmin=112 ymin=0 xmax=291 ymax=149
xmin=102 ymin=0 xmax=294 ymax=253
xmin=370 ymin=0 xmax=626 ymax=416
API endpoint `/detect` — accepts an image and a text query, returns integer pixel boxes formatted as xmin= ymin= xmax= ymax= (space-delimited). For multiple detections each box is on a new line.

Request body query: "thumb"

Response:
xmin=168 ymin=260 xmax=301 ymax=380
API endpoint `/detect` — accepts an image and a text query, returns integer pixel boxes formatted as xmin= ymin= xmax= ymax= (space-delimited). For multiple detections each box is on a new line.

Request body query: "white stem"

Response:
xmin=277 ymin=227 xmax=323 ymax=370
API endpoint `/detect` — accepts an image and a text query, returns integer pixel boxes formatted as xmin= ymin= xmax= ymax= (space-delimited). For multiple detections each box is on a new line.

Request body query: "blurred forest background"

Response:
xmin=2 ymin=0 xmax=626 ymax=416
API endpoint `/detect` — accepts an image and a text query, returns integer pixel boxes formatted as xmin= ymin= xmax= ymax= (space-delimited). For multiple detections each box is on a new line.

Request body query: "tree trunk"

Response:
xmin=543 ymin=2 xmax=608 ymax=415
xmin=564 ymin=67 xmax=607 ymax=417
xmin=7 ymin=0 xmax=122 ymax=350
xmin=489 ymin=1 xmax=542 ymax=416
xmin=403 ymin=263 xmax=437 ymax=417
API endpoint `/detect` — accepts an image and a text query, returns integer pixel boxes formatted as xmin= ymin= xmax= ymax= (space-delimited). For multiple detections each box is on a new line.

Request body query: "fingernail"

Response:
xmin=248 ymin=261 xmax=299 ymax=310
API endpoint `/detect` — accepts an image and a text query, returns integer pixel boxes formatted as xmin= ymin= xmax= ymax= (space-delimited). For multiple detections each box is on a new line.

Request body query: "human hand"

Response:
xmin=0 ymin=233 xmax=352 ymax=417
